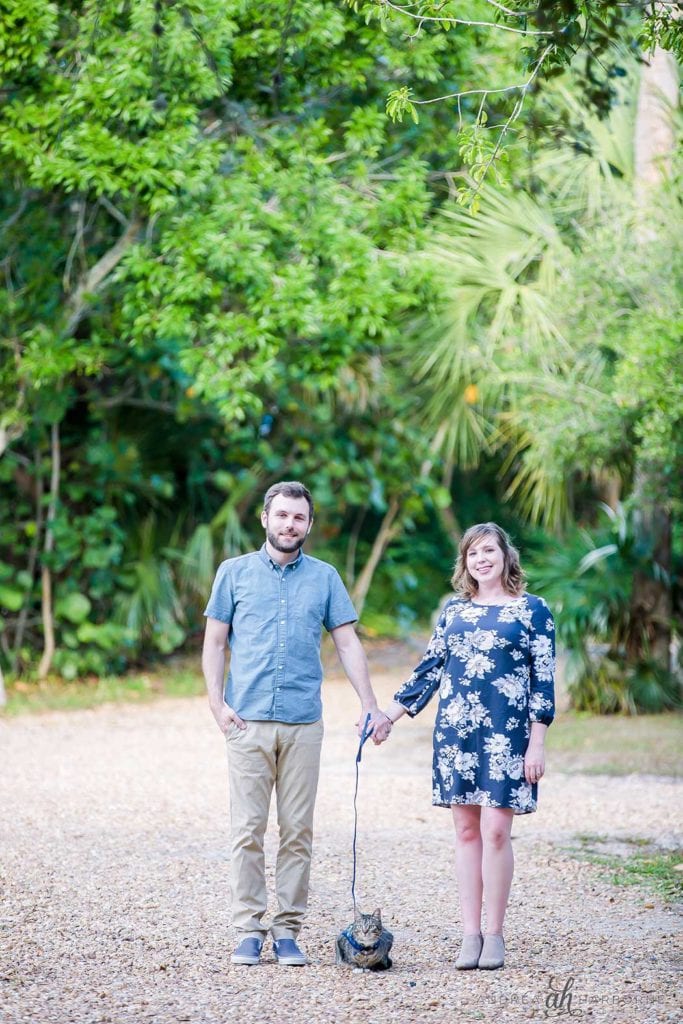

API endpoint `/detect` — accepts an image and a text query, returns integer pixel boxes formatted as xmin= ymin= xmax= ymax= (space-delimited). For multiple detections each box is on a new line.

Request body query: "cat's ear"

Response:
xmin=373 ymin=908 xmax=381 ymax=920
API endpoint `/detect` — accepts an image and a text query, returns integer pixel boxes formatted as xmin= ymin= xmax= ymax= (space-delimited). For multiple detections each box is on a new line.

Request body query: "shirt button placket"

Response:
xmin=275 ymin=572 xmax=286 ymax=710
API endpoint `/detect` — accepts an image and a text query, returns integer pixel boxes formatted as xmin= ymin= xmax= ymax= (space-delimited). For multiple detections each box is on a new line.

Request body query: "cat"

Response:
xmin=335 ymin=908 xmax=393 ymax=971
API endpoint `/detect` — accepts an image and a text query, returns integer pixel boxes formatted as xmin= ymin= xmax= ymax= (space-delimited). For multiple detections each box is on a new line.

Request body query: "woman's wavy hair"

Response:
xmin=451 ymin=522 xmax=526 ymax=598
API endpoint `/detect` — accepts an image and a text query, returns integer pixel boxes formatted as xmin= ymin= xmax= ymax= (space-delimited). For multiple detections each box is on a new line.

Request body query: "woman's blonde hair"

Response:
xmin=451 ymin=522 xmax=526 ymax=598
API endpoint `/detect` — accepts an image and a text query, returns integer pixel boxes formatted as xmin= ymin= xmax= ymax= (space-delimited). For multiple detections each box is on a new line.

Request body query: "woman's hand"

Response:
xmin=524 ymin=741 xmax=545 ymax=785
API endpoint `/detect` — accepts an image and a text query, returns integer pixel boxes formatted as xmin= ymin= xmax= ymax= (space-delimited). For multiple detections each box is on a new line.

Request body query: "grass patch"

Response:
xmin=2 ymin=663 xmax=204 ymax=715
xmin=567 ymin=835 xmax=683 ymax=903
xmin=546 ymin=710 xmax=683 ymax=777
xmin=612 ymin=851 xmax=683 ymax=901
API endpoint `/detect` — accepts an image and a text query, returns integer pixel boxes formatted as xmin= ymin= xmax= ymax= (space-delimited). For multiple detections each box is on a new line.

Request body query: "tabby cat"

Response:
xmin=335 ymin=908 xmax=393 ymax=970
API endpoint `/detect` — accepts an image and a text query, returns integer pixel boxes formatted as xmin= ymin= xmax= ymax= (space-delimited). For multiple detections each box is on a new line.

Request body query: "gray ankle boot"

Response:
xmin=478 ymin=933 xmax=505 ymax=969
xmin=455 ymin=933 xmax=483 ymax=970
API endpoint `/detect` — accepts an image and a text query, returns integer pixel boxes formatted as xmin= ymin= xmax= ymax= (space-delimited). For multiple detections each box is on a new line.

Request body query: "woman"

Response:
xmin=382 ymin=523 xmax=555 ymax=970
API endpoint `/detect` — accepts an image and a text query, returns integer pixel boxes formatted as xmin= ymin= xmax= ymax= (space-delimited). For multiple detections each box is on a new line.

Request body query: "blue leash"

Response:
xmin=351 ymin=712 xmax=372 ymax=912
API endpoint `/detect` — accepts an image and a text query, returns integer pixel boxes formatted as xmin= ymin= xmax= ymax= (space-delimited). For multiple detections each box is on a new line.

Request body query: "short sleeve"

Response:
xmin=528 ymin=597 xmax=556 ymax=726
xmin=203 ymin=561 xmax=235 ymax=624
xmin=324 ymin=569 xmax=358 ymax=631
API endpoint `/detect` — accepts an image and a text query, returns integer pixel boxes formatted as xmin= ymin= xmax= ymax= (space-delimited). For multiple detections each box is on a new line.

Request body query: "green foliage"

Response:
xmin=1 ymin=0 xmax=479 ymax=679
xmin=527 ymin=506 xmax=681 ymax=714
xmin=1 ymin=1 xmax=681 ymax=699
xmin=409 ymin=73 xmax=683 ymax=530
xmin=356 ymin=0 xmax=682 ymax=195
xmin=386 ymin=87 xmax=418 ymax=125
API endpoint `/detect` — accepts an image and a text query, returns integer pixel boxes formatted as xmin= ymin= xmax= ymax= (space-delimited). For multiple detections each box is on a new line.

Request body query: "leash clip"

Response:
xmin=356 ymin=712 xmax=372 ymax=763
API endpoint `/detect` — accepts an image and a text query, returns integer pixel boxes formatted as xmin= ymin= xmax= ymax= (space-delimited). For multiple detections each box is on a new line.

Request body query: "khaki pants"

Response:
xmin=226 ymin=718 xmax=324 ymax=941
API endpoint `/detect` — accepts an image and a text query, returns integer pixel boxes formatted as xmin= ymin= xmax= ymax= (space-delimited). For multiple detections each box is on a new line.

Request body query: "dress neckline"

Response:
xmin=469 ymin=595 xmax=524 ymax=607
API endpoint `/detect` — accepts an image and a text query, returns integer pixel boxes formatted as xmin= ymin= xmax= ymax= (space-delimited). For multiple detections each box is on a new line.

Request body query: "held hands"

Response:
xmin=357 ymin=707 xmax=393 ymax=745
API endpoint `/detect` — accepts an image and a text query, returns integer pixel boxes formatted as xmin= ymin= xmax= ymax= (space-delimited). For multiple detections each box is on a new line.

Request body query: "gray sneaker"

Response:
xmin=273 ymin=938 xmax=308 ymax=966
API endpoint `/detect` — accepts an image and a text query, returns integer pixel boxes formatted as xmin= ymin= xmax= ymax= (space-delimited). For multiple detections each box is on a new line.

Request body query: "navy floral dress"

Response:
xmin=394 ymin=594 xmax=556 ymax=815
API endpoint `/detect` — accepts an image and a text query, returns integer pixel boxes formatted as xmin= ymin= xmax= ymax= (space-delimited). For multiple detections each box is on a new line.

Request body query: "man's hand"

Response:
xmin=358 ymin=707 xmax=392 ymax=745
xmin=210 ymin=701 xmax=246 ymax=735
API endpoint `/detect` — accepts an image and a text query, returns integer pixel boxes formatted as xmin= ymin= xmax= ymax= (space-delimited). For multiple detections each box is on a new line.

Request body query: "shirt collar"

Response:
xmin=258 ymin=543 xmax=304 ymax=572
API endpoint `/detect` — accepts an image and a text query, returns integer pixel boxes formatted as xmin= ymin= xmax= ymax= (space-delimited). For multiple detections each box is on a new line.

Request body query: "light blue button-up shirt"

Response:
xmin=204 ymin=544 xmax=357 ymax=723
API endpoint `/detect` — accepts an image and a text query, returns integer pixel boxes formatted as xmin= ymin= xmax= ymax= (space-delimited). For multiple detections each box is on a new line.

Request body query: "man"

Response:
xmin=202 ymin=480 xmax=390 ymax=967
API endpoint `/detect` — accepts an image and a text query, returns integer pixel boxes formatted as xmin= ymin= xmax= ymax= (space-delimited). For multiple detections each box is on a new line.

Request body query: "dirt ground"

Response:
xmin=1 ymin=667 xmax=681 ymax=1024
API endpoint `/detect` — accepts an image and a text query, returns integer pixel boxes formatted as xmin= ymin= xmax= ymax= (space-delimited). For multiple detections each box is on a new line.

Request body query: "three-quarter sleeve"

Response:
xmin=528 ymin=597 xmax=556 ymax=726
xmin=393 ymin=602 xmax=451 ymax=717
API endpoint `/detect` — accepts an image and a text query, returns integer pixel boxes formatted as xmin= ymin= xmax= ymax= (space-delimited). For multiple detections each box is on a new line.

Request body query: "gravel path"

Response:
xmin=1 ymin=670 xmax=681 ymax=1024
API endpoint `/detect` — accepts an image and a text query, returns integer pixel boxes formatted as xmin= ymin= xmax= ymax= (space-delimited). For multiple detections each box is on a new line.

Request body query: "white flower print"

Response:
xmin=484 ymin=735 xmax=524 ymax=782
xmin=484 ymin=732 xmax=511 ymax=756
xmin=444 ymin=601 xmax=465 ymax=627
xmin=439 ymin=673 xmax=453 ymax=700
xmin=469 ymin=628 xmax=499 ymax=651
xmin=447 ymin=634 xmax=474 ymax=660
xmin=530 ymin=633 xmax=554 ymax=682
xmin=424 ymin=630 xmax=447 ymax=660
xmin=465 ymin=652 xmax=494 ymax=679
xmin=505 ymin=716 xmax=520 ymax=731
xmin=459 ymin=603 xmax=488 ymax=624
xmin=497 ymin=599 xmax=532 ymax=628
xmin=509 ymin=783 xmax=535 ymax=813
xmin=530 ymin=693 xmax=554 ymax=719
xmin=440 ymin=691 xmax=492 ymax=738
xmin=452 ymin=788 xmax=500 ymax=807
xmin=530 ymin=635 xmax=552 ymax=657
xmin=505 ymin=754 xmax=524 ymax=780
xmin=510 ymin=649 xmax=523 ymax=662
xmin=438 ymin=745 xmax=479 ymax=786
xmin=490 ymin=670 xmax=528 ymax=710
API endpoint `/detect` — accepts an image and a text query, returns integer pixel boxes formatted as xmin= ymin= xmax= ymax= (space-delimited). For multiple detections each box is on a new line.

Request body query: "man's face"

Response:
xmin=261 ymin=494 xmax=312 ymax=554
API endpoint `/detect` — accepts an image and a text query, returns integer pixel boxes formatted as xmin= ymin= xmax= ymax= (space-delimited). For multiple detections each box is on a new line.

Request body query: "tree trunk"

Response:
xmin=38 ymin=424 xmax=61 ymax=680
xmin=629 ymin=40 xmax=679 ymax=672
xmin=633 ymin=46 xmax=679 ymax=236
xmin=437 ymin=457 xmax=461 ymax=549
xmin=13 ymin=446 xmax=44 ymax=666
xmin=345 ymin=506 xmax=367 ymax=588
xmin=351 ymin=497 xmax=401 ymax=619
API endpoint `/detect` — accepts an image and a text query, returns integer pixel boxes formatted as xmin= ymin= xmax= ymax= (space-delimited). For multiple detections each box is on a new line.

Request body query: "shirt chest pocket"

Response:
xmin=292 ymin=587 xmax=326 ymax=643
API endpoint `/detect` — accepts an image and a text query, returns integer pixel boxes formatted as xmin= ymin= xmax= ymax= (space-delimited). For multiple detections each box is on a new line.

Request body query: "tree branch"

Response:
xmin=64 ymin=216 xmax=141 ymax=336
xmin=381 ymin=0 xmax=554 ymax=35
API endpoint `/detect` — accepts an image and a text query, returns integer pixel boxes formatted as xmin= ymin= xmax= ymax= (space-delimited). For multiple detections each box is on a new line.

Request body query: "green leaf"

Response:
xmin=0 ymin=585 xmax=24 ymax=611
xmin=56 ymin=592 xmax=92 ymax=624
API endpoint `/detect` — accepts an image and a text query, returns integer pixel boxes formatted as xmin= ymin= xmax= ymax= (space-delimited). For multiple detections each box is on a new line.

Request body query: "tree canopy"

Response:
xmin=0 ymin=1 xmax=681 ymax=711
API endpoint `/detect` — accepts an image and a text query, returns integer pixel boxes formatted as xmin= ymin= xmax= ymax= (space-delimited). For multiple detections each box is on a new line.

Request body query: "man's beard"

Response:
xmin=267 ymin=529 xmax=305 ymax=554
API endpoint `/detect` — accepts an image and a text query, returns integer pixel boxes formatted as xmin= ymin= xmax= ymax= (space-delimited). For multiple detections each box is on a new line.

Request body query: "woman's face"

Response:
xmin=465 ymin=532 xmax=505 ymax=588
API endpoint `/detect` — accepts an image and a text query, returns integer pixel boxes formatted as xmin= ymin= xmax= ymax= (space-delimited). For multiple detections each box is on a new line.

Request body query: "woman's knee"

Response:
xmin=452 ymin=808 xmax=482 ymax=844
xmin=481 ymin=811 xmax=513 ymax=850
